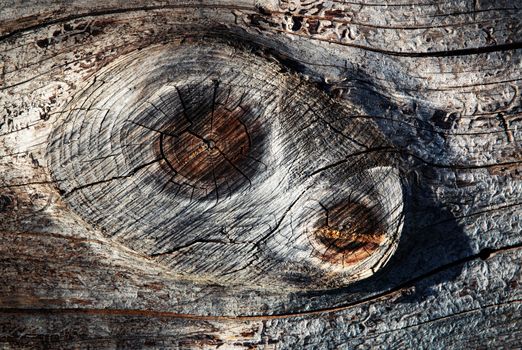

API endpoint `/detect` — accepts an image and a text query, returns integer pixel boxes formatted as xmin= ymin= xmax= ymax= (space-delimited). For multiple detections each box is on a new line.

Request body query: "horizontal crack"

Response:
xmin=63 ymin=158 xmax=161 ymax=197
xmin=266 ymin=27 xmax=522 ymax=58
xmin=149 ymin=238 xmax=252 ymax=257
xmin=408 ymin=153 xmax=522 ymax=170
xmin=309 ymin=146 xmax=397 ymax=177
xmin=2 ymin=6 xmax=519 ymax=59
xmin=3 ymin=240 xmax=520 ymax=321
xmin=0 ymin=4 xmax=253 ymax=42
xmin=307 ymin=145 xmax=521 ymax=177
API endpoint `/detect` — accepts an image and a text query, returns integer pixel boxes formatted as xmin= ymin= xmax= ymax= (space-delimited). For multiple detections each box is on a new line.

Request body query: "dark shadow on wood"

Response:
xmin=291 ymin=172 xmax=473 ymax=306
xmin=287 ymin=79 xmax=474 ymax=305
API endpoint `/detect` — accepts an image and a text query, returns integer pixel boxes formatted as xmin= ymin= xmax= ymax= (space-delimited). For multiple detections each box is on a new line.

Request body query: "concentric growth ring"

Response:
xmin=47 ymin=40 xmax=404 ymax=289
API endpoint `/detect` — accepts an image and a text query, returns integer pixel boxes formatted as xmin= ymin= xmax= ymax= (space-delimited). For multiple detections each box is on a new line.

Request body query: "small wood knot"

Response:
xmin=311 ymin=201 xmax=386 ymax=266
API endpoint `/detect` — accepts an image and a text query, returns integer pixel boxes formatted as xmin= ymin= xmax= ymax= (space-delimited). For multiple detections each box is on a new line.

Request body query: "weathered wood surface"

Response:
xmin=0 ymin=0 xmax=521 ymax=348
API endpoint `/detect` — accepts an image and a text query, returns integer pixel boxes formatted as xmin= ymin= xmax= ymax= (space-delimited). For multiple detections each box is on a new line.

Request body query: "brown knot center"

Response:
xmin=312 ymin=201 xmax=386 ymax=265
xmin=161 ymin=105 xmax=255 ymax=194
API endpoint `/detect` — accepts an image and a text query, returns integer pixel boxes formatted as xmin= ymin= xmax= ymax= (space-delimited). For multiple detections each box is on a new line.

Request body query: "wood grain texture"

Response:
xmin=0 ymin=0 xmax=521 ymax=348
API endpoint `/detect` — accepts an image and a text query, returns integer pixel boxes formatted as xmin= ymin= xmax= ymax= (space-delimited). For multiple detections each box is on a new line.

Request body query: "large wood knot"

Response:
xmin=46 ymin=41 xmax=404 ymax=290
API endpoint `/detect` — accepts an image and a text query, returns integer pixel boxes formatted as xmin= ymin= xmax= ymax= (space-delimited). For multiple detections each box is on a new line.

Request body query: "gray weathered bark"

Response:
xmin=0 ymin=0 xmax=521 ymax=348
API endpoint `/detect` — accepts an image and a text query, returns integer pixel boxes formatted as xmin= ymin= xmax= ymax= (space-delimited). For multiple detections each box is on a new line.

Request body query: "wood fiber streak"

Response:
xmin=0 ymin=0 xmax=521 ymax=348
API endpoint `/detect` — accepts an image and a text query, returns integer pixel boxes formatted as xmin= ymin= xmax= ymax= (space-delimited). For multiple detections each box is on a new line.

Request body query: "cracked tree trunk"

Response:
xmin=0 ymin=0 xmax=521 ymax=349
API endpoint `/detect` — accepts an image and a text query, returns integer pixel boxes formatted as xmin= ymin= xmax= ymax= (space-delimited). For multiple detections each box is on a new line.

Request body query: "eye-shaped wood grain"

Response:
xmin=45 ymin=41 xmax=403 ymax=289
xmin=2 ymin=1 xmax=520 ymax=348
